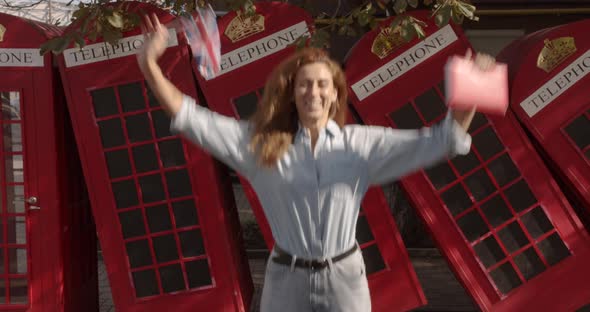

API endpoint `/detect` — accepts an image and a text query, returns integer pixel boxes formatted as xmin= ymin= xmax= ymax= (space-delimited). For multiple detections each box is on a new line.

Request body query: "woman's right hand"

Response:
xmin=137 ymin=13 xmax=169 ymax=69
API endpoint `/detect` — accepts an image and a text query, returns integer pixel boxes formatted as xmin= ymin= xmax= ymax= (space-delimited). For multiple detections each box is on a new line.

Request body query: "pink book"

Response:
xmin=445 ymin=55 xmax=509 ymax=115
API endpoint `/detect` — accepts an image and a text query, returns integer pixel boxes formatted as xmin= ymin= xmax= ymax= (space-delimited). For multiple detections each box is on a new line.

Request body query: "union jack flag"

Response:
xmin=180 ymin=3 xmax=221 ymax=80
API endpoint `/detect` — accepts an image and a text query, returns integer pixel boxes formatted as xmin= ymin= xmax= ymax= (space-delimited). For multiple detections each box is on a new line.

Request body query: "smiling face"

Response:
xmin=293 ymin=62 xmax=338 ymax=130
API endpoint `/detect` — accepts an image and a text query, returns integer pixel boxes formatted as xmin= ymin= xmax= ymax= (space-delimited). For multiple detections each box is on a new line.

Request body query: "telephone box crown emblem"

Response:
xmin=225 ymin=11 xmax=265 ymax=43
xmin=371 ymin=27 xmax=405 ymax=59
xmin=0 ymin=24 xmax=6 ymax=42
xmin=537 ymin=37 xmax=577 ymax=73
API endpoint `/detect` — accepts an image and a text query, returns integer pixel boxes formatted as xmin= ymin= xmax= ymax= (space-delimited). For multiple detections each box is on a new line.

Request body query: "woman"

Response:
xmin=137 ymin=13 xmax=493 ymax=312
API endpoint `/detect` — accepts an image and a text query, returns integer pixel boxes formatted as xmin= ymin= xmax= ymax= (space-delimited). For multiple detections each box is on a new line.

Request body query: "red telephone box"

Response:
xmin=193 ymin=2 xmax=426 ymax=311
xmin=0 ymin=13 xmax=98 ymax=312
xmin=346 ymin=11 xmax=590 ymax=311
xmin=56 ymin=3 xmax=252 ymax=311
xmin=497 ymin=19 xmax=590 ymax=227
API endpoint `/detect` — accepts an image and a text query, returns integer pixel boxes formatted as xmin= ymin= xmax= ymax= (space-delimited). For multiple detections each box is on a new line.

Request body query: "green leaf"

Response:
xmin=39 ymin=36 xmax=71 ymax=55
xmin=400 ymin=23 xmax=415 ymax=41
xmin=424 ymin=0 xmax=433 ymax=6
xmin=407 ymin=0 xmax=418 ymax=8
xmin=393 ymin=0 xmax=407 ymax=14
xmin=103 ymin=28 xmax=123 ymax=46
xmin=413 ymin=22 xmax=426 ymax=38
xmin=451 ymin=9 xmax=464 ymax=24
xmin=434 ymin=5 xmax=451 ymax=27
xmin=107 ymin=11 xmax=124 ymax=28
xmin=347 ymin=27 xmax=357 ymax=37
xmin=376 ymin=0 xmax=390 ymax=10
xmin=357 ymin=12 xmax=370 ymax=26
xmin=370 ymin=19 xmax=380 ymax=29
xmin=389 ymin=16 xmax=404 ymax=29
xmin=338 ymin=25 xmax=348 ymax=36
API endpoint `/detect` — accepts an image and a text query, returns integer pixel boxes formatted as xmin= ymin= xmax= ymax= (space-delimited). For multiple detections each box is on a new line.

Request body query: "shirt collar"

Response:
xmin=296 ymin=119 xmax=342 ymax=140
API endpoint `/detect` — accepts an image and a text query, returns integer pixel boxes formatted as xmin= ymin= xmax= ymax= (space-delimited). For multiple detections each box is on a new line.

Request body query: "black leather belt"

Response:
xmin=271 ymin=244 xmax=358 ymax=270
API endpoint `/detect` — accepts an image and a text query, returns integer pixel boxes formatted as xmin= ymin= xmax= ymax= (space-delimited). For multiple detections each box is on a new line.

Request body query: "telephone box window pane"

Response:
xmin=473 ymin=127 xmax=504 ymax=160
xmin=165 ymin=170 xmax=192 ymax=198
xmin=504 ymin=180 xmax=537 ymax=212
xmin=537 ymin=233 xmax=570 ymax=266
xmin=112 ymin=179 xmax=138 ymax=209
xmin=414 ymin=88 xmax=446 ymax=122
xmin=151 ymin=110 xmax=172 ymax=138
xmin=139 ymin=174 xmax=166 ymax=203
xmin=6 ymin=185 xmax=25 ymax=214
xmin=125 ymin=114 xmax=152 ymax=143
xmin=355 ymin=215 xmax=374 ymax=245
xmin=132 ymin=269 xmax=159 ymax=298
xmin=7 ymin=217 xmax=25 ymax=244
xmin=1 ymin=92 xmax=21 ymax=120
xmin=5 ymin=154 xmax=23 ymax=183
xmin=233 ymin=91 xmax=258 ymax=120
xmin=9 ymin=278 xmax=27 ymax=304
xmin=468 ymin=113 xmax=487 ymax=133
xmin=465 ymin=170 xmax=496 ymax=202
xmin=146 ymin=86 xmax=159 ymax=107
xmin=132 ymin=144 xmax=159 ymax=173
xmin=389 ymin=104 xmax=423 ymax=129
xmin=0 ymin=279 xmax=5 ymax=303
xmin=488 ymin=154 xmax=520 ymax=187
xmin=105 ymin=149 xmax=132 ymax=178
xmin=451 ymin=151 xmax=480 ymax=176
xmin=474 ymin=236 xmax=505 ymax=268
xmin=585 ymin=148 xmax=590 ymax=160
xmin=159 ymin=139 xmax=186 ymax=167
xmin=91 ymin=87 xmax=118 ymax=118
xmin=498 ymin=222 xmax=529 ymax=253
xmin=361 ymin=244 xmax=385 ymax=275
xmin=480 ymin=195 xmax=513 ymax=227
xmin=179 ymin=230 xmax=205 ymax=258
xmin=153 ymin=234 xmax=179 ymax=263
xmin=564 ymin=115 xmax=590 ymax=150
xmin=425 ymin=162 xmax=456 ymax=189
xmin=521 ymin=207 xmax=554 ymax=239
xmin=118 ymin=82 xmax=146 ymax=113
xmin=146 ymin=204 xmax=172 ymax=233
xmin=118 ymin=209 xmax=146 ymax=239
xmin=4 ymin=124 xmax=22 ymax=152
xmin=98 ymin=119 xmax=126 ymax=148
xmin=457 ymin=210 xmax=489 ymax=241
xmin=441 ymin=184 xmax=473 ymax=216
xmin=185 ymin=259 xmax=212 ymax=288
xmin=514 ymin=248 xmax=545 ymax=281
xmin=159 ymin=264 xmax=185 ymax=293
xmin=0 ymin=249 xmax=4 ymax=272
xmin=8 ymin=248 xmax=27 ymax=273
xmin=173 ymin=200 xmax=198 ymax=228
xmin=126 ymin=239 xmax=153 ymax=268
xmin=490 ymin=262 xmax=522 ymax=295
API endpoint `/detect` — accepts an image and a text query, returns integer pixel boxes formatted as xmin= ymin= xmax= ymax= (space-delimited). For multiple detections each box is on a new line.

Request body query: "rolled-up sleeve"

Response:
xmin=355 ymin=111 xmax=471 ymax=185
xmin=170 ymin=94 xmax=257 ymax=178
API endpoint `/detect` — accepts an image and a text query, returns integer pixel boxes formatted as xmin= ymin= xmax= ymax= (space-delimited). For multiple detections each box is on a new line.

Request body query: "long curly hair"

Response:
xmin=249 ymin=48 xmax=348 ymax=167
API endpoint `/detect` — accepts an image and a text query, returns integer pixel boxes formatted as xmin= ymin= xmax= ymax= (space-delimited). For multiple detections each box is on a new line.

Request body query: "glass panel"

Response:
xmin=179 ymin=229 xmax=205 ymax=258
xmin=473 ymin=127 xmax=504 ymax=160
xmin=414 ymin=88 xmax=446 ymax=122
xmin=537 ymin=233 xmax=570 ymax=266
xmin=498 ymin=222 xmax=529 ymax=253
xmin=457 ymin=210 xmax=489 ymax=241
xmin=488 ymin=154 xmax=520 ymax=187
xmin=90 ymin=87 xmax=118 ymax=118
xmin=112 ymin=179 xmax=139 ymax=209
xmin=468 ymin=113 xmax=487 ymax=133
xmin=4 ymin=154 xmax=23 ymax=183
xmin=173 ymin=200 xmax=198 ymax=228
xmin=0 ymin=249 xmax=3 ymax=273
xmin=8 ymin=248 xmax=27 ymax=274
xmin=125 ymin=114 xmax=152 ymax=143
xmin=424 ymin=162 xmax=456 ymax=190
xmin=138 ymin=174 xmax=166 ymax=203
xmin=6 ymin=216 xmax=25 ymax=244
xmin=521 ymin=207 xmax=554 ymax=239
xmin=514 ymin=248 xmax=545 ymax=281
xmin=389 ymin=104 xmax=423 ymax=129
xmin=0 ymin=279 xmax=5 ymax=303
xmin=165 ymin=169 xmax=192 ymax=198
xmin=9 ymin=278 xmax=27 ymax=304
xmin=585 ymin=148 xmax=590 ymax=160
xmin=105 ymin=149 xmax=132 ymax=179
xmin=6 ymin=185 xmax=24 ymax=214
xmin=146 ymin=85 xmax=159 ymax=107
xmin=564 ymin=114 xmax=590 ymax=150
xmin=3 ymin=124 xmax=22 ymax=152
xmin=185 ymin=259 xmax=212 ymax=289
xmin=503 ymin=179 xmax=537 ymax=212
xmin=118 ymin=210 xmax=146 ymax=239
xmin=464 ymin=169 xmax=496 ymax=202
xmin=361 ymin=244 xmax=386 ymax=275
xmin=490 ymin=262 xmax=522 ymax=295
xmin=132 ymin=269 xmax=159 ymax=298
xmin=159 ymin=139 xmax=186 ymax=168
xmin=98 ymin=118 xmax=126 ymax=148
xmin=474 ymin=236 xmax=505 ymax=268
xmin=233 ymin=91 xmax=258 ymax=120
xmin=151 ymin=110 xmax=172 ymax=138
xmin=153 ymin=234 xmax=179 ymax=263
xmin=1 ymin=92 xmax=21 ymax=120
xmin=146 ymin=204 xmax=172 ymax=233
xmin=159 ymin=264 xmax=185 ymax=293
xmin=441 ymin=184 xmax=473 ymax=216
xmin=118 ymin=82 xmax=146 ymax=113
xmin=132 ymin=144 xmax=159 ymax=173
xmin=355 ymin=215 xmax=374 ymax=245
xmin=126 ymin=239 xmax=153 ymax=268
xmin=451 ymin=151 xmax=480 ymax=176
xmin=480 ymin=195 xmax=513 ymax=227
